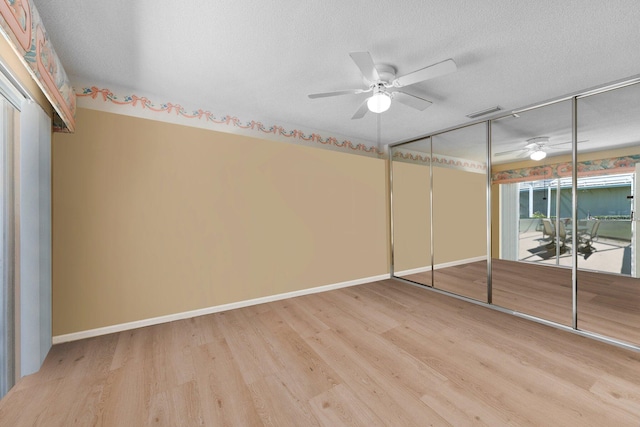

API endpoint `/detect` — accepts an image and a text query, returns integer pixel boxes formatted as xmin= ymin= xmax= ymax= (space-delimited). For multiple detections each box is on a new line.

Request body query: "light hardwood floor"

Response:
xmin=401 ymin=259 xmax=640 ymax=345
xmin=1 ymin=279 xmax=640 ymax=426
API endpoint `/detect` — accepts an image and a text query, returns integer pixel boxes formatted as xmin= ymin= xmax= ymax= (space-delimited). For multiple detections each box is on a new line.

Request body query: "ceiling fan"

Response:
xmin=308 ymin=52 xmax=457 ymax=119
xmin=494 ymin=137 xmax=588 ymax=161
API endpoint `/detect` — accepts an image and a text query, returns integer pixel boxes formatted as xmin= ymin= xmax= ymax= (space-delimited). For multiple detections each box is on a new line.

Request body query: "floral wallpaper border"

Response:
xmin=491 ymin=155 xmax=640 ymax=184
xmin=392 ymin=149 xmax=487 ymax=173
xmin=77 ymin=86 xmax=384 ymax=157
xmin=0 ymin=0 xmax=75 ymax=131
xmin=392 ymin=149 xmax=640 ymax=179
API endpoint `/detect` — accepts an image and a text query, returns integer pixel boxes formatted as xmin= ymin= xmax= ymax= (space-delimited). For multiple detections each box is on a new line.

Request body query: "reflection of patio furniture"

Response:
xmin=542 ymin=218 xmax=556 ymax=248
xmin=558 ymin=221 xmax=570 ymax=251
xmin=538 ymin=219 xmax=550 ymax=239
xmin=577 ymin=220 xmax=589 ymax=235
xmin=578 ymin=220 xmax=601 ymax=256
xmin=542 ymin=218 xmax=569 ymax=252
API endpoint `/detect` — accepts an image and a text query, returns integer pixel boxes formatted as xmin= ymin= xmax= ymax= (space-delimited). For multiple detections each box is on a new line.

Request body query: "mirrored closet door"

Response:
xmin=390 ymin=75 xmax=640 ymax=351
xmin=490 ymin=100 xmax=574 ymax=326
xmin=576 ymin=81 xmax=640 ymax=344
xmin=431 ymin=123 xmax=488 ymax=302
xmin=390 ymin=139 xmax=432 ymax=287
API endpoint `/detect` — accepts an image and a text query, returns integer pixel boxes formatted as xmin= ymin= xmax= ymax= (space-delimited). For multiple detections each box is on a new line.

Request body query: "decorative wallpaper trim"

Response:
xmin=491 ymin=154 xmax=640 ymax=184
xmin=77 ymin=86 xmax=384 ymax=157
xmin=392 ymin=148 xmax=487 ymax=173
xmin=0 ymin=0 xmax=75 ymax=131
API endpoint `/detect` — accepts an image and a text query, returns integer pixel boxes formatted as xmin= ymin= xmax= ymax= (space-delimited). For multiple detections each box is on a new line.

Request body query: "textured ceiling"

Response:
xmin=32 ymin=0 xmax=640 ymax=148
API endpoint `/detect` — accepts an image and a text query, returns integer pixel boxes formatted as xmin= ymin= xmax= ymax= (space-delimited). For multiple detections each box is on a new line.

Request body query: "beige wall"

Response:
xmin=52 ymin=108 xmax=388 ymax=335
xmin=433 ymin=166 xmax=487 ymax=263
xmin=391 ymin=161 xmax=487 ymax=272
xmin=391 ymin=161 xmax=430 ymax=272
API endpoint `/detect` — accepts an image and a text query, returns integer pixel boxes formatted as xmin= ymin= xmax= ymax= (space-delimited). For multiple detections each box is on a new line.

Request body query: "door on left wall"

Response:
xmin=0 ymin=95 xmax=17 ymax=399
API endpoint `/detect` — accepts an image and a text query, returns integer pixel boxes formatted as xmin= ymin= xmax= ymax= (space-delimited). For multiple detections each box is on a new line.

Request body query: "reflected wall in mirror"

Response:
xmin=577 ymin=81 xmax=640 ymax=344
xmin=432 ymin=123 xmax=488 ymax=302
xmin=390 ymin=75 xmax=640 ymax=350
xmin=390 ymin=141 xmax=432 ymax=286
xmin=490 ymin=100 xmax=573 ymax=326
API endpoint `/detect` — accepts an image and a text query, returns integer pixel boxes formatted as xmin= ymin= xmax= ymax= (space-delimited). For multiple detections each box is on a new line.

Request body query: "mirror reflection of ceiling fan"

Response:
xmin=308 ymin=52 xmax=457 ymax=119
xmin=494 ymin=137 xmax=587 ymax=161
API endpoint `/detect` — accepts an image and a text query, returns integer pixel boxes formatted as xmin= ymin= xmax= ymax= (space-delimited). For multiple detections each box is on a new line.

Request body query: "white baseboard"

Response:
xmin=394 ymin=265 xmax=432 ymax=276
xmin=52 ymin=273 xmax=391 ymax=344
xmin=394 ymin=255 xmax=486 ymax=277
xmin=434 ymin=255 xmax=487 ymax=270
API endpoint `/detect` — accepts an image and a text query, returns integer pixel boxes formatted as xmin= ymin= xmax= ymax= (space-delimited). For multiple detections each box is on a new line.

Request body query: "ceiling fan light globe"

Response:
xmin=367 ymin=92 xmax=391 ymax=113
xmin=530 ymin=150 xmax=547 ymax=161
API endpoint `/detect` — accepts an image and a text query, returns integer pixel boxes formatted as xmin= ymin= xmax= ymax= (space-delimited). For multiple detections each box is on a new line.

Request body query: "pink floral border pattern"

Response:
xmin=0 ymin=0 xmax=76 ymax=132
xmin=78 ymin=87 xmax=384 ymax=156
xmin=491 ymin=155 xmax=640 ymax=184
xmin=392 ymin=150 xmax=488 ymax=172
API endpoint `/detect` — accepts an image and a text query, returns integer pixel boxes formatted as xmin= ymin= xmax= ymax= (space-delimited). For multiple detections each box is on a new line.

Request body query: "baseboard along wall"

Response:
xmin=52 ymin=273 xmax=391 ymax=344
xmin=393 ymin=255 xmax=486 ymax=277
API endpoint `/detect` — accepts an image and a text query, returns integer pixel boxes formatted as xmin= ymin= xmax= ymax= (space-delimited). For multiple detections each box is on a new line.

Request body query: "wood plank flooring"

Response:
xmin=2 ymin=279 xmax=640 ymax=426
xmin=402 ymin=259 xmax=640 ymax=345
xmin=492 ymin=259 xmax=574 ymax=326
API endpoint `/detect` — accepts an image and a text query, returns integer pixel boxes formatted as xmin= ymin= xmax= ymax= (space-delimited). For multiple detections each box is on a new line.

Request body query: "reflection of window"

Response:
xmin=576 ymin=174 xmax=633 ymax=219
xmin=511 ymin=172 xmax=635 ymax=274
xmin=517 ymin=178 xmax=572 ymax=219
xmin=518 ymin=174 xmax=633 ymax=219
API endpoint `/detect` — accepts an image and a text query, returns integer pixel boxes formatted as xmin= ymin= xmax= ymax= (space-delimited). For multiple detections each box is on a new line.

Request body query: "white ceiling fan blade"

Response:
xmin=494 ymin=148 xmax=525 ymax=157
xmin=548 ymin=139 xmax=589 ymax=147
xmin=349 ymin=51 xmax=380 ymax=83
xmin=308 ymin=89 xmax=364 ymax=99
xmin=392 ymin=59 xmax=457 ymax=87
xmin=516 ymin=150 xmax=532 ymax=158
xmin=351 ymin=99 xmax=369 ymax=120
xmin=394 ymin=91 xmax=433 ymax=111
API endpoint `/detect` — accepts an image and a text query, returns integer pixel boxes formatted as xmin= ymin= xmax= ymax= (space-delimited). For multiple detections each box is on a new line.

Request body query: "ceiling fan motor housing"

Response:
xmin=363 ymin=64 xmax=396 ymax=86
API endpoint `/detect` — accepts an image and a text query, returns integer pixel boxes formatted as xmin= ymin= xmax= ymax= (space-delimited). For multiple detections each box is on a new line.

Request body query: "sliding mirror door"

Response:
xmin=576 ymin=82 xmax=640 ymax=344
xmin=390 ymin=139 xmax=432 ymax=286
xmin=490 ymin=100 xmax=574 ymax=326
xmin=432 ymin=123 xmax=488 ymax=301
